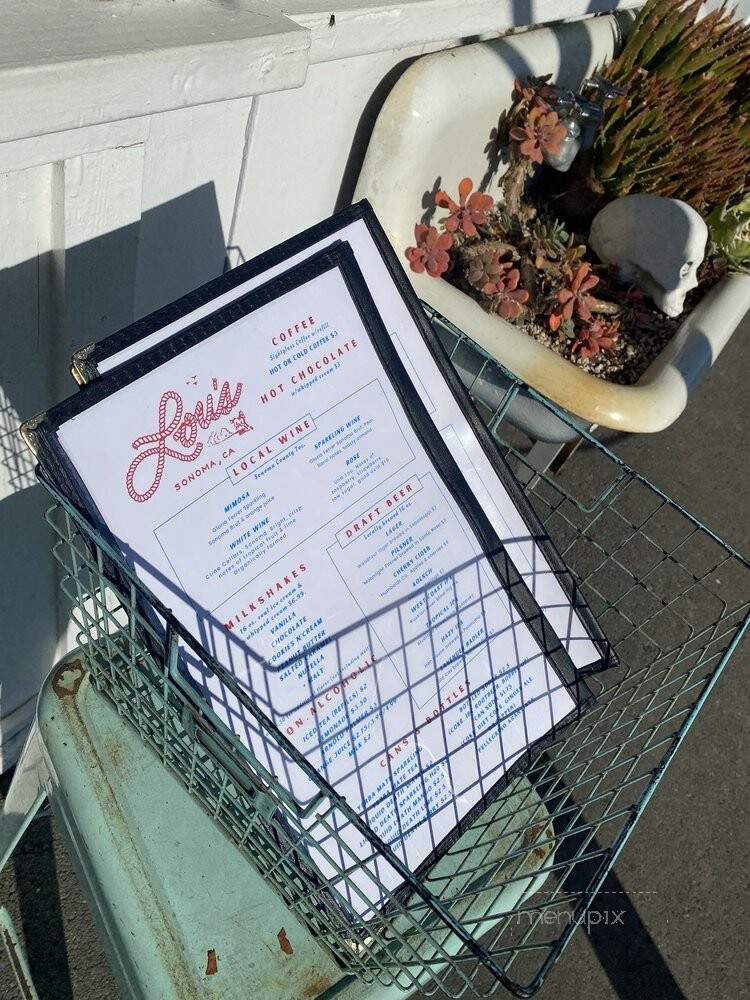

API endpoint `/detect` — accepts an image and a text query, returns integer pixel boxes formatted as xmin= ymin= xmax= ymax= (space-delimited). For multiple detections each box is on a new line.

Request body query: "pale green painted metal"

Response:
xmin=39 ymin=305 xmax=750 ymax=997
xmin=36 ymin=657 xmax=347 ymax=1000
xmin=19 ymin=656 xmax=551 ymax=1000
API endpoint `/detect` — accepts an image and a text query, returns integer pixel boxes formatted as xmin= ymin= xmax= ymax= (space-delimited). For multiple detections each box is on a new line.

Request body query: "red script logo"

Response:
xmin=126 ymin=381 xmax=243 ymax=502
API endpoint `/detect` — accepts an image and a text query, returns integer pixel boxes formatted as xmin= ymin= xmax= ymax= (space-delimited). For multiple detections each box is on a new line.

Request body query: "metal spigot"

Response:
xmin=549 ymin=89 xmax=577 ymax=115
xmin=580 ymin=76 xmax=626 ymax=101
xmin=542 ymin=78 xmax=624 ymax=172
xmin=576 ymin=99 xmax=605 ymax=126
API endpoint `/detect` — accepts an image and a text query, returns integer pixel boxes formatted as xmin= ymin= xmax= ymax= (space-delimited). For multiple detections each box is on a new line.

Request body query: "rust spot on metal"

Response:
xmin=524 ymin=821 xmax=547 ymax=844
xmin=277 ymin=928 xmax=293 ymax=955
xmin=205 ymin=949 xmax=218 ymax=975
xmin=52 ymin=659 xmax=86 ymax=699
xmin=302 ymin=976 xmax=334 ymax=998
xmin=518 ymin=820 xmax=554 ymax=870
xmin=103 ymin=735 xmax=126 ymax=774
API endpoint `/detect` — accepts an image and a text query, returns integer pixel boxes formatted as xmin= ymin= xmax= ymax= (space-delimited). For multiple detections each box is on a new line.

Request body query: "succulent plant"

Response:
xmin=528 ymin=216 xmax=571 ymax=263
xmin=510 ymin=106 xmax=567 ymax=165
xmin=464 ymin=245 xmax=516 ymax=293
xmin=617 ymin=284 xmax=654 ymax=325
xmin=484 ymin=267 xmax=530 ymax=320
xmin=405 ymin=224 xmax=453 ymax=277
xmin=707 ymin=195 xmax=750 ymax=271
xmin=549 ymin=262 xmax=601 ymax=331
xmin=511 ymin=74 xmax=555 ymax=113
xmin=591 ymin=0 xmax=750 ymax=215
xmin=435 ymin=178 xmax=494 ymax=238
xmin=571 ymin=319 xmax=620 ymax=359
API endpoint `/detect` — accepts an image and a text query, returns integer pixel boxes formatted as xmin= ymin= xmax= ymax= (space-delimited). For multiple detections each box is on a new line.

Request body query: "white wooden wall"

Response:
xmin=0 ymin=0 xmax=684 ymax=768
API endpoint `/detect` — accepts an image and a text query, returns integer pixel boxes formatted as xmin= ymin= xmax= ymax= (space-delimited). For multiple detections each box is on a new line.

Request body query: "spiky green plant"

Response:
xmin=707 ymin=195 xmax=750 ymax=270
xmin=591 ymin=0 xmax=750 ymax=215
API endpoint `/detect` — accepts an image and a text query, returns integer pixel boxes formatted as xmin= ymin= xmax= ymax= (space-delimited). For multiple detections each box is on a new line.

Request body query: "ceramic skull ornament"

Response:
xmin=589 ymin=194 xmax=708 ymax=318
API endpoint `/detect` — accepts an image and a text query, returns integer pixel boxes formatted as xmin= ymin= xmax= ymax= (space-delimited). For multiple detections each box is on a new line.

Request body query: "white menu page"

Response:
xmin=57 ymin=259 xmax=581 ymax=917
xmin=96 ymin=214 xmax=603 ymax=672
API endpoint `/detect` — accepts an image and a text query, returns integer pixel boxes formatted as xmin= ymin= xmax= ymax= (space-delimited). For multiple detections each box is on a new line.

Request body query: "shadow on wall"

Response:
xmin=335 ymin=54 xmax=422 ymax=212
xmin=0 ymin=183 xmax=228 ymax=769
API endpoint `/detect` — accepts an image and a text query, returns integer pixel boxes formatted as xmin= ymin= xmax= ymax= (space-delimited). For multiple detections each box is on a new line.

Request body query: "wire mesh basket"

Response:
xmin=41 ymin=306 xmax=749 ymax=998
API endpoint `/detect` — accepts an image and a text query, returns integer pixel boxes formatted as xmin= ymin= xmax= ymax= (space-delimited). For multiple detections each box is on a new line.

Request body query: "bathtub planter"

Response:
xmin=354 ymin=17 xmax=750 ymax=434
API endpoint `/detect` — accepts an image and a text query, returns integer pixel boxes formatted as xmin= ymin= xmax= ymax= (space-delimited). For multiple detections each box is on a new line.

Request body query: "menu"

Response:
xmin=31 ymin=242 xmax=592 ymax=919
xmin=72 ymin=202 xmax=610 ymax=675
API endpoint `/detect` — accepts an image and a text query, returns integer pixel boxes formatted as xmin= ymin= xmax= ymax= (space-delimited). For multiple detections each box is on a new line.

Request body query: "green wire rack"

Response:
xmin=40 ymin=306 xmax=749 ymax=998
